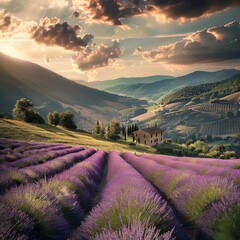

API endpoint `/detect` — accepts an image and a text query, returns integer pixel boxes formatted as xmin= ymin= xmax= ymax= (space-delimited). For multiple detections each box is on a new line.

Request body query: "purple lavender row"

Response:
xmin=9 ymin=146 xmax=84 ymax=168
xmin=142 ymin=153 xmax=240 ymax=186
xmin=0 ymin=144 xmax=70 ymax=164
xmin=22 ymin=144 xmax=71 ymax=156
xmin=77 ymin=151 xmax=181 ymax=240
xmin=54 ymin=150 xmax=107 ymax=212
xmin=142 ymin=153 xmax=240 ymax=168
xmin=0 ymin=141 xmax=64 ymax=163
xmin=22 ymin=148 xmax=95 ymax=180
xmin=0 ymin=148 xmax=95 ymax=193
xmin=141 ymin=153 xmax=237 ymax=177
xmin=0 ymin=150 xmax=107 ymax=240
xmin=123 ymin=152 xmax=239 ymax=239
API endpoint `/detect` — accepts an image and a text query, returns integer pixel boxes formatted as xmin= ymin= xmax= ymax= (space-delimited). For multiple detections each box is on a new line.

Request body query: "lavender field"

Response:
xmin=0 ymin=139 xmax=240 ymax=240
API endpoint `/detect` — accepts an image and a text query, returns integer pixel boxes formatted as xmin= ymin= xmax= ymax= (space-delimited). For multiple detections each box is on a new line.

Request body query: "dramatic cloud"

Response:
xmin=79 ymin=0 xmax=143 ymax=25
xmin=77 ymin=0 xmax=240 ymax=25
xmin=72 ymin=11 xmax=80 ymax=18
xmin=0 ymin=10 xmax=21 ymax=33
xmin=30 ymin=17 xmax=94 ymax=51
xmin=147 ymin=0 xmax=240 ymax=21
xmin=143 ymin=21 xmax=240 ymax=65
xmin=133 ymin=46 xmax=142 ymax=55
xmin=72 ymin=40 xmax=123 ymax=71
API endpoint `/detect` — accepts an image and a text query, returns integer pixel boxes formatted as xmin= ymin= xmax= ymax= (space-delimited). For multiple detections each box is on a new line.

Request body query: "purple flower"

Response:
xmin=78 ymin=151 xmax=179 ymax=240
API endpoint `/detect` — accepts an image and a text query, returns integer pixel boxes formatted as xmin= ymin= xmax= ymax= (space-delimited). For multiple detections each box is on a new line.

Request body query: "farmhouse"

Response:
xmin=133 ymin=127 xmax=164 ymax=146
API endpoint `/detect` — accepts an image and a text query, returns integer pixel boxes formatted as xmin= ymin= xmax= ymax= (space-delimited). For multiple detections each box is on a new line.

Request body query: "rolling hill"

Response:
xmin=80 ymin=75 xmax=174 ymax=91
xmin=94 ymin=70 xmax=240 ymax=101
xmin=0 ymin=53 xmax=146 ymax=129
xmin=0 ymin=119 xmax=155 ymax=153
xmin=220 ymin=92 xmax=240 ymax=104
xmin=162 ymin=74 xmax=240 ymax=104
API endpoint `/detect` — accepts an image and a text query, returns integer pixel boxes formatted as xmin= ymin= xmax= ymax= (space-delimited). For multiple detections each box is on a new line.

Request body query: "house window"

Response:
xmin=154 ymin=139 xmax=158 ymax=143
xmin=156 ymin=133 xmax=157 ymax=137
xmin=144 ymin=141 xmax=146 ymax=144
xmin=143 ymin=135 xmax=146 ymax=138
xmin=151 ymin=140 xmax=152 ymax=143
xmin=151 ymin=134 xmax=152 ymax=138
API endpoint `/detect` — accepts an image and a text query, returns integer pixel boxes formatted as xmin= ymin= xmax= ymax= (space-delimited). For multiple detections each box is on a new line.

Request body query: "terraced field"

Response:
xmin=200 ymin=118 xmax=240 ymax=136
xmin=193 ymin=102 xmax=238 ymax=113
xmin=0 ymin=139 xmax=240 ymax=240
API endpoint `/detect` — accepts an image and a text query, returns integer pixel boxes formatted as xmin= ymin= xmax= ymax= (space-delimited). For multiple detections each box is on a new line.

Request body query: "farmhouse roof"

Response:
xmin=134 ymin=127 xmax=164 ymax=134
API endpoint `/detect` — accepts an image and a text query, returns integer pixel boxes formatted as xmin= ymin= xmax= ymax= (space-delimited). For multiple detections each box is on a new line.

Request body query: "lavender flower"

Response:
xmin=94 ymin=220 xmax=175 ymax=240
xmin=199 ymin=191 xmax=240 ymax=239
xmin=0 ymin=201 xmax=37 ymax=240
xmin=78 ymin=151 xmax=178 ymax=240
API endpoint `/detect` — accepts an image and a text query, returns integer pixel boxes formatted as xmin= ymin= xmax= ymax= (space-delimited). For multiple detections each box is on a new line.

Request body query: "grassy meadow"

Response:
xmin=0 ymin=119 xmax=155 ymax=154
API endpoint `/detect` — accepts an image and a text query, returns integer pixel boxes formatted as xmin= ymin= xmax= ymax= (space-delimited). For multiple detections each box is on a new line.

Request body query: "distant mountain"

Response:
xmin=162 ymin=74 xmax=240 ymax=104
xmin=81 ymin=75 xmax=174 ymax=90
xmin=96 ymin=70 xmax=240 ymax=101
xmin=0 ymin=53 xmax=145 ymax=129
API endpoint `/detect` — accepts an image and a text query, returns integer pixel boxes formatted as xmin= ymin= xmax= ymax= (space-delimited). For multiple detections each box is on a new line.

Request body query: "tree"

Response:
xmin=92 ymin=120 xmax=101 ymax=135
xmin=194 ymin=140 xmax=209 ymax=153
xmin=122 ymin=125 xmax=127 ymax=141
xmin=186 ymin=139 xmax=194 ymax=146
xmin=48 ymin=111 xmax=60 ymax=126
xmin=59 ymin=111 xmax=77 ymax=129
xmin=52 ymin=111 xmax=60 ymax=125
xmin=100 ymin=123 xmax=106 ymax=138
xmin=107 ymin=119 xmax=121 ymax=140
xmin=48 ymin=112 xmax=54 ymax=125
xmin=12 ymin=98 xmax=44 ymax=124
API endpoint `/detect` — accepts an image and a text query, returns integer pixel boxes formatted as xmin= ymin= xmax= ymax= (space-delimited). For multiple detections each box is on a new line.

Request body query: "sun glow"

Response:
xmin=0 ymin=44 xmax=27 ymax=60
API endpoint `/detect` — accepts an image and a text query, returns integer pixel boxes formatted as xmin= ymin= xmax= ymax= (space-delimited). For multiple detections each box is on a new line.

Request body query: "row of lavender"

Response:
xmin=0 ymin=139 xmax=108 ymax=239
xmin=1 ymin=138 xmax=239 ymax=239
xmin=0 ymin=140 xmax=186 ymax=240
xmin=76 ymin=151 xmax=184 ymax=240
xmin=0 ymin=141 xmax=98 ymax=193
xmin=122 ymin=152 xmax=240 ymax=239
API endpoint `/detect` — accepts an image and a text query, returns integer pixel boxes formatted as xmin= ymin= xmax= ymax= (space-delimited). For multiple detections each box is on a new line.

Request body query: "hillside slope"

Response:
xmin=0 ymin=53 xmax=145 ymax=129
xmin=100 ymin=70 xmax=240 ymax=101
xmin=0 ymin=119 xmax=155 ymax=153
xmin=220 ymin=92 xmax=240 ymax=104
xmin=81 ymin=75 xmax=173 ymax=90
xmin=163 ymin=74 xmax=240 ymax=104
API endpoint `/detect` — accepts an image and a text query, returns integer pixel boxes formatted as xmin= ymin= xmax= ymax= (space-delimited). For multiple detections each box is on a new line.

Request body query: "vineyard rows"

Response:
xmin=0 ymin=139 xmax=240 ymax=240
xmin=200 ymin=118 xmax=240 ymax=136
xmin=193 ymin=102 xmax=238 ymax=113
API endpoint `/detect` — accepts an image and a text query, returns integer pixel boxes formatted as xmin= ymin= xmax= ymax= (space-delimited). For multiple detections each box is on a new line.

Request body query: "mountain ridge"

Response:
xmin=0 ymin=53 xmax=145 ymax=129
xmin=99 ymin=69 xmax=240 ymax=101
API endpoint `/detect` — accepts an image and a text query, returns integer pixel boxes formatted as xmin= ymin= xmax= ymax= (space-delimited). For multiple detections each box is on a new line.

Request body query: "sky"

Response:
xmin=0 ymin=0 xmax=240 ymax=82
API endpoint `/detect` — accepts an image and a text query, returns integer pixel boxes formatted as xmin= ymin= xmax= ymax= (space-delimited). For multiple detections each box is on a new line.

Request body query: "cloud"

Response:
xmin=78 ymin=0 xmax=143 ymax=25
xmin=147 ymin=0 xmax=240 ymax=21
xmin=72 ymin=40 xmax=123 ymax=71
xmin=72 ymin=11 xmax=80 ymax=18
xmin=47 ymin=0 xmax=69 ymax=9
xmin=133 ymin=46 xmax=142 ymax=55
xmin=75 ymin=0 xmax=240 ymax=25
xmin=30 ymin=17 xmax=94 ymax=51
xmin=143 ymin=21 xmax=240 ymax=65
xmin=0 ymin=10 xmax=21 ymax=33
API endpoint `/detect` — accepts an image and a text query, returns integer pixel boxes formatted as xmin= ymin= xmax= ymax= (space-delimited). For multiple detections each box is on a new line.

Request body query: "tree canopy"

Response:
xmin=12 ymin=98 xmax=44 ymax=124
